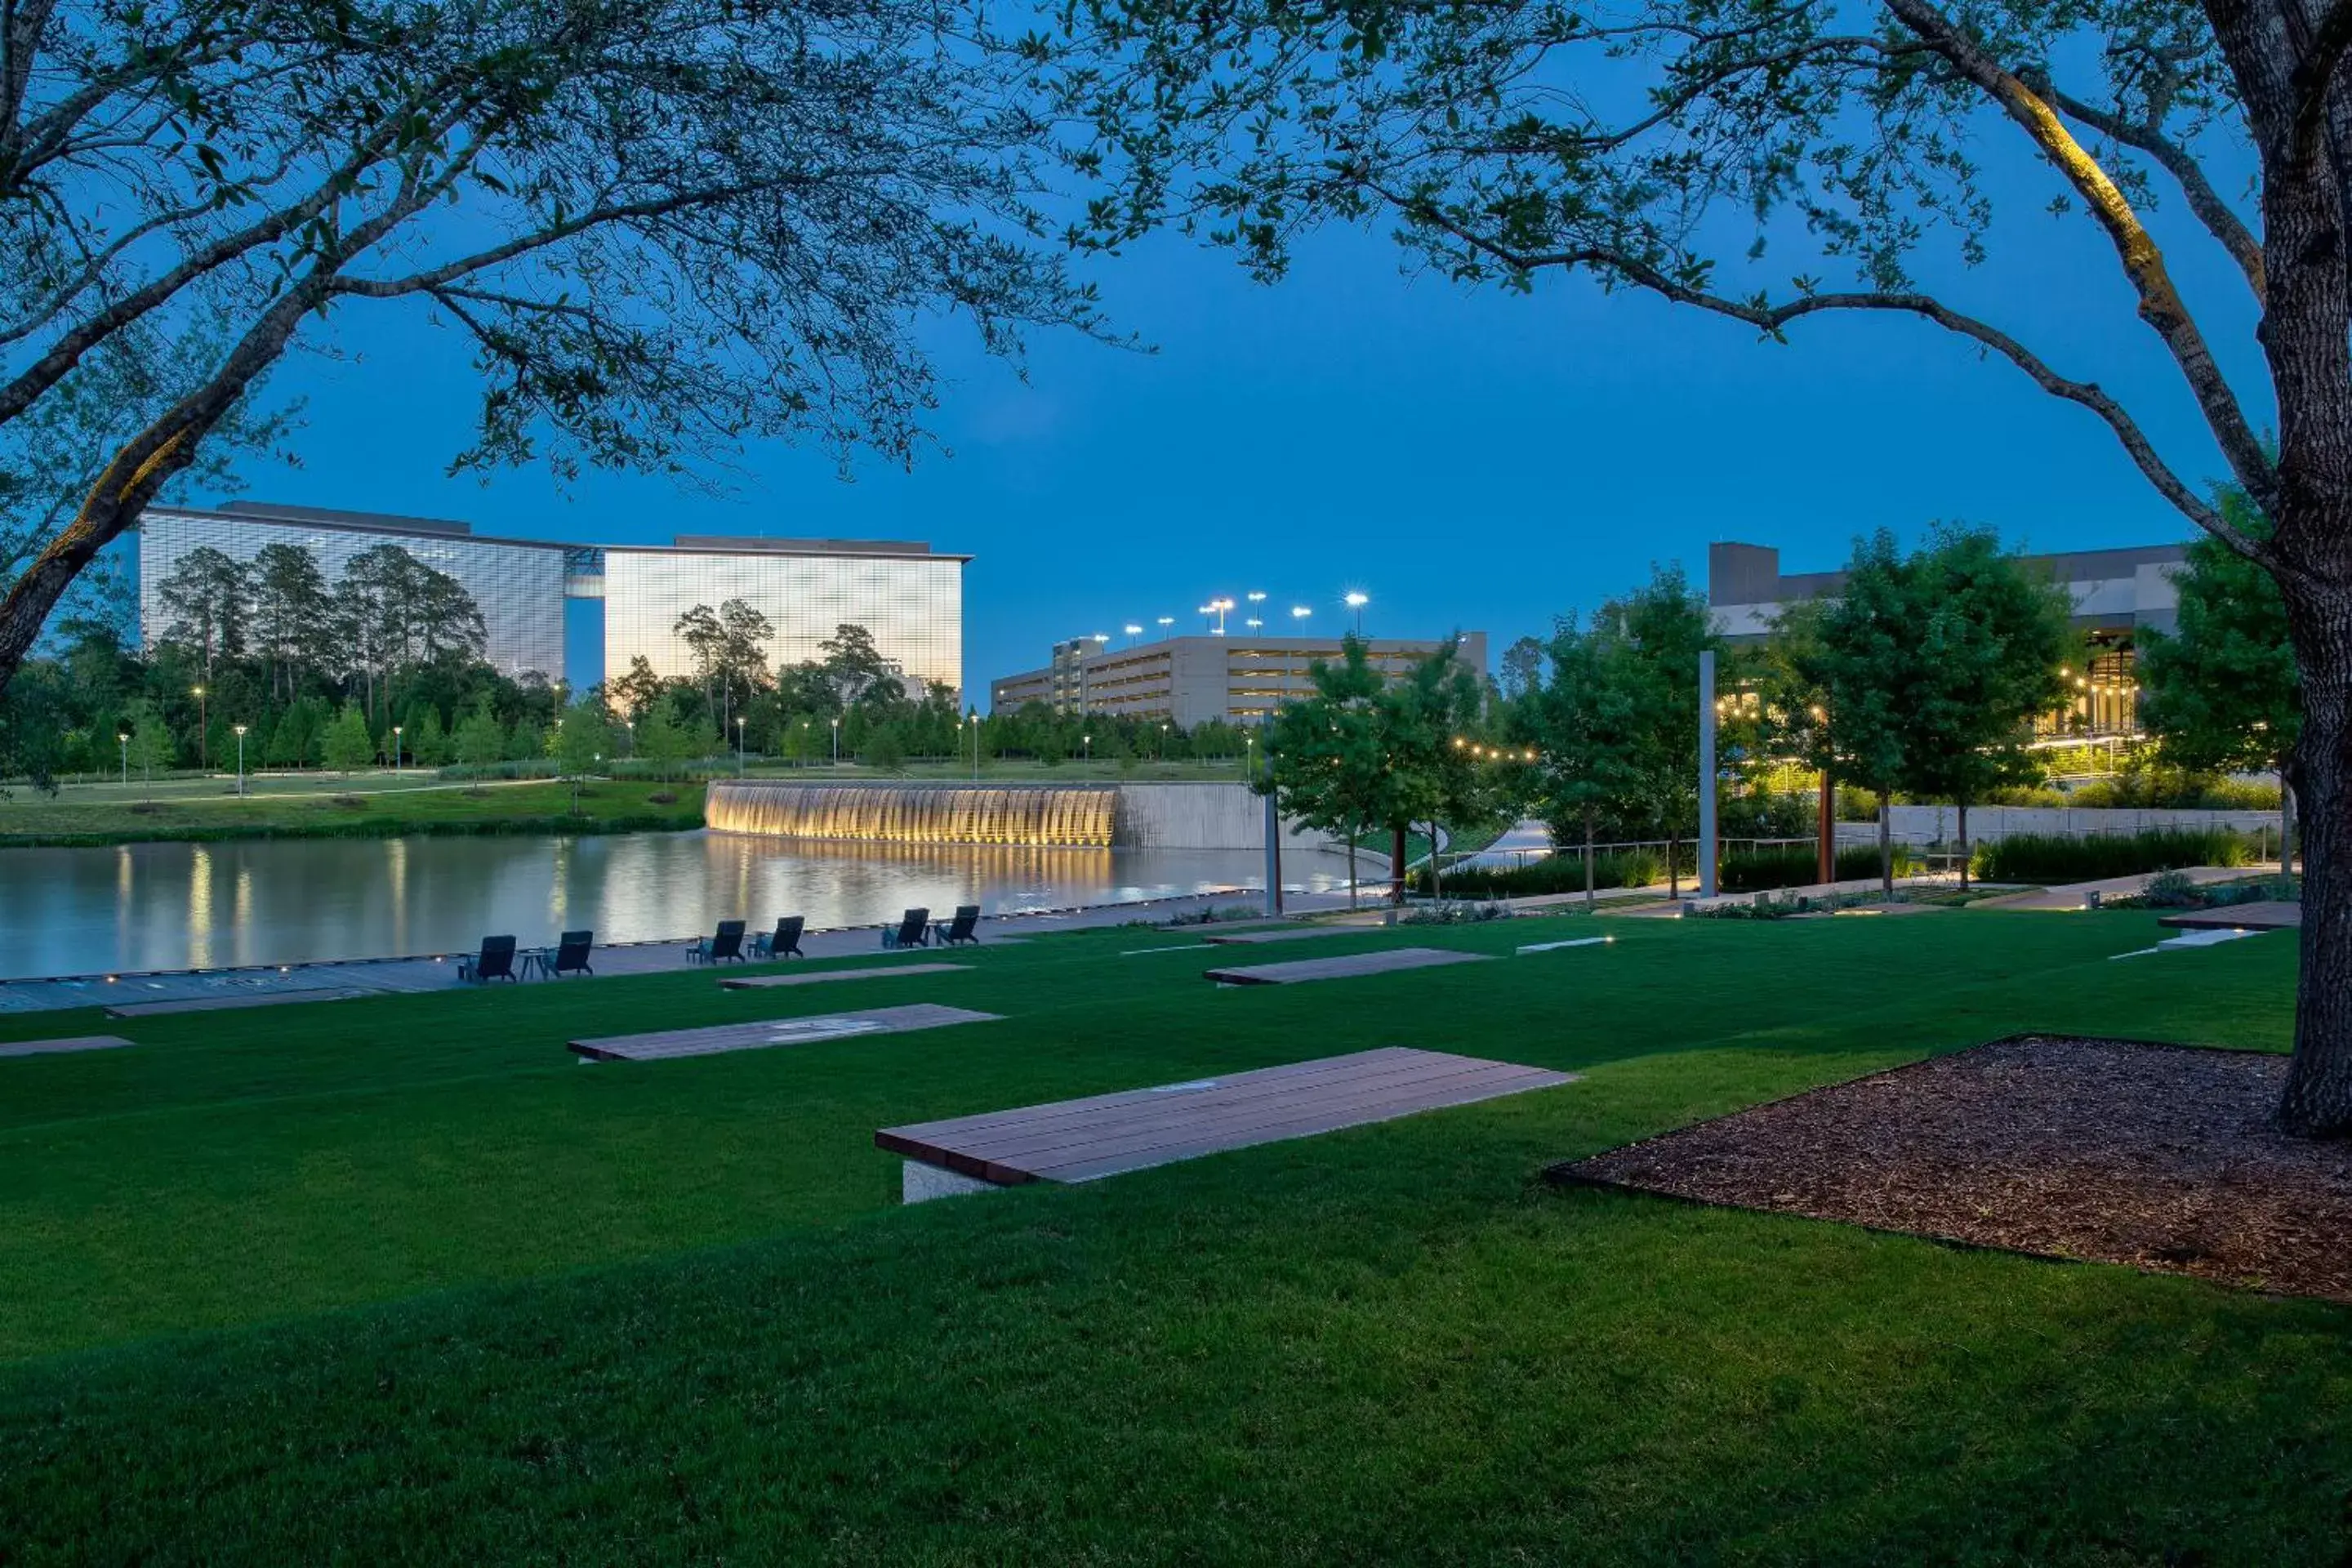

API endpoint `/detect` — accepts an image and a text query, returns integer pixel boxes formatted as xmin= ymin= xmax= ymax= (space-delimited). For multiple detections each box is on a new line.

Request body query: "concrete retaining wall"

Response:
xmin=1113 ymin=782 xmax=1347 ymax=853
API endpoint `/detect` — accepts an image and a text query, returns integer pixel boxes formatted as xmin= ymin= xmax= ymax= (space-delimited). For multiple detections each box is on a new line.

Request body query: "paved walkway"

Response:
xmin=1971 ymin=865 xmax=2265 ymax=911
xmin=0 ymin=889 xmax=1357 ymax=1016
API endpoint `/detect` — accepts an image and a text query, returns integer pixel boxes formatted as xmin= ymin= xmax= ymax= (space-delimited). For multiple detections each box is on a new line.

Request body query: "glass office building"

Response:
xmin=603 ymin=538 xmax=966 ymax=697
xmin=136 ymin=505 xmax=967 ymax=697
xmin=140 ymin=504 xmax=570 ymax=679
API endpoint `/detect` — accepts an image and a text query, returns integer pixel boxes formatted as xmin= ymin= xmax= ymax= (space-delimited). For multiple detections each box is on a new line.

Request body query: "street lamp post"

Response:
xmin=1124 ymin=623 xmax=1143 ymax=647
xmin=391 ymin=724 xmax=403 ymax=775
xmin=1082 ymin=733 xmax=1091 ymax=764
xmin=969 ymin=706 xmax=980 ymax=780
xmin=234 ymin=724 xmax=248 ymax=796
xmin=117 ymin=729 xmax=128 ymax=786
xmin=1344 ymin=592 xmax=1369 ymax=636
xmin=192 ymin=684 xmax=207 ymax=767
xmin=1156 ymin=616 xmax=1174 ymax=640
xmin=830 ymin=716 xmax=840 ymax=766
xmin=1290 ymin=605 xmax=1312 ymax=626
xmin=735 ymin=715 xmax=746 ymax=777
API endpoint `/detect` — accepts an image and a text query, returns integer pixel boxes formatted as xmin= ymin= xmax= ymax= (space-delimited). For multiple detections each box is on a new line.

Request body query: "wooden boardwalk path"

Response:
xmin=1203 ymin=947 xmax=1490 ymax=987
xmin=877 ymin=1046 xmax=1573 ymax=1186
xmin=571 ymin=1003 xmax=1000 ymax=1062
xmin=720 ymin=964 xmax=969 ymax=990
xmin=2158 ymin=901 xmax=2301 ymax=930
xmin=0 ymin=1035 xmax=135 ymax=1059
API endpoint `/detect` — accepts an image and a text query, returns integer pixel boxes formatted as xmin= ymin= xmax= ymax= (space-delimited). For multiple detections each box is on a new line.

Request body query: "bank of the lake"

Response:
xmin=0 ymin=830 xmax=1357 ymax=979
xmin=0 ymin=778 xmax=708 ymax=847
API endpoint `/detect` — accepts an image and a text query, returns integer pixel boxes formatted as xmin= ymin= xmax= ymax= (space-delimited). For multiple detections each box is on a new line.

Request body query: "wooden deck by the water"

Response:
xmin=876 ymin=1046 xmax=1573 ymax=1186
xmin=570 ymin=1003 xmax=1001 ymax=1062
xmin=719 ymin=963 xmax=970 ymax=990
xmin=1202 ymin=947 xmax=1490 ymax=987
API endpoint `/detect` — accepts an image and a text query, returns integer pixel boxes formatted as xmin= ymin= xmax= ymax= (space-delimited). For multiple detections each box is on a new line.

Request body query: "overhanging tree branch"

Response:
xmin=1882 ymin=0 xmax=2280 ymax=519
xmin=1392 ymin=197 xmax=2252 ymax=559
xmin=2034 ymin=74 xmax=2267 ymax=302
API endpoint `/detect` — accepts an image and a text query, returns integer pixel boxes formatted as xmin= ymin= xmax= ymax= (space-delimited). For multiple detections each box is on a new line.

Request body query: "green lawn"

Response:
xmin=0 ymin=911 xmax=2342 ymax=1561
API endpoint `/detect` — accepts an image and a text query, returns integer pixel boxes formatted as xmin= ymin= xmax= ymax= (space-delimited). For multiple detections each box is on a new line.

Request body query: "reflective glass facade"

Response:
xmin=603 ymin=546 xmax=964 ymax=698
xmin=136 ymin=509 xmax=967 ymax=697
xmin=140 ymin=507 xmax=569 ymax=679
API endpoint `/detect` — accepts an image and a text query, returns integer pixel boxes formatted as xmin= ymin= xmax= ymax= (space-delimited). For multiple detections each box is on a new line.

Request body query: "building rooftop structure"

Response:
xmin=1706 ymin=537 xmax=2191 ymax=738
xmin=991 ymin=631 xmax=1488 ymax=729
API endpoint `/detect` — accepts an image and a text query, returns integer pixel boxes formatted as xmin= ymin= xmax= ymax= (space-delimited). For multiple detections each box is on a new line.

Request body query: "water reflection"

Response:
xmin=0 ymin=831 xmax=1355 ymax=979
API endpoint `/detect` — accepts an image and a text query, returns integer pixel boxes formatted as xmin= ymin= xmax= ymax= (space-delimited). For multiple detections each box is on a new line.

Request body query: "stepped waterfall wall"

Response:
xmin=704 ymin=781 xmax=1345 ymax=853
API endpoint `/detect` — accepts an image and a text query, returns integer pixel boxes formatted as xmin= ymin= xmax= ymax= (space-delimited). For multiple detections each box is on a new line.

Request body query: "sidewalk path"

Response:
xmin=1970 ymin=865 xmax=2267 ymax=911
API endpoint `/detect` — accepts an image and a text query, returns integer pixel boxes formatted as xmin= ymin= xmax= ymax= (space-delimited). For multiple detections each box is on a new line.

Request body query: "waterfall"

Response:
xmin=706 ymin=782 xmax=1119 ymax=847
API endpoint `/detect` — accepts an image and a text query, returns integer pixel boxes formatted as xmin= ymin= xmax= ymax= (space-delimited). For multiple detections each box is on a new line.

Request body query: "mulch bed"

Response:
xmin=1552 ymin=1036 xmax=2352 ymax=1304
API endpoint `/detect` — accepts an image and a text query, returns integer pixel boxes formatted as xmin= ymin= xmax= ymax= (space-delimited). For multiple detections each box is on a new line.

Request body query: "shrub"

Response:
xmin=1718 ymin=844 xmax=1918 ymax=892
xmin=1973 ymin=828 xmax=2252 ymax=884
xmin=1419 ymin=848 xmax=1667 ymax=899
xmin=2143 ymin=870 xmax=2203 ymax=908
xmin=1401 ymin=901 xmax=1511 ymax=924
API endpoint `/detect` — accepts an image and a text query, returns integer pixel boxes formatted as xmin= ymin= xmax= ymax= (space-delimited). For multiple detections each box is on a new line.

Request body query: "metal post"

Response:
xmin=1816 ymin=768 xmax=1834 ymax=885
xmin=1262 ymin=787 xmax=1284 ymax=917
xmin=1698 ymin=650 xmax=1718 ymax=899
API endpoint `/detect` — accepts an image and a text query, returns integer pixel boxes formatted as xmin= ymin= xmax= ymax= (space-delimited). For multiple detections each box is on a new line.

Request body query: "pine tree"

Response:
xmin=321 ymin=704 xmax=376 ymax=773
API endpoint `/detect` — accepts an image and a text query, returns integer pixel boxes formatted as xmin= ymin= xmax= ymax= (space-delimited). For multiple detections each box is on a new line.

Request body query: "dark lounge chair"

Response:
xmin=458 ymin=935 xmax=518 ymax=983
xmin=688 ymin=920 xmax=746 ymax=964
xmin=753 ymin=915 xmax=805 ymax=960
xmin=545 ymin=929 xmax=595 ymax=977
xmin=882 ymin=908 xmax=931 ymax=950
xmin=933 ymin=906 xmax=981 ymax=947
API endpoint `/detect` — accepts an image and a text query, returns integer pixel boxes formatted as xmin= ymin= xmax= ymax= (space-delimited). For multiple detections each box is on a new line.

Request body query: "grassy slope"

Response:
xmin=0 ymin=779 xmax=707 ymax=844
xmin=0 ymin=912 xmax=2343 ymax=1561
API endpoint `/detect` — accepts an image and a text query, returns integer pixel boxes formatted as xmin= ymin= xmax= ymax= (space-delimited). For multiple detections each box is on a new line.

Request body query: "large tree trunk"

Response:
xmin=2278 ymin=595 xmax=2352 ymax=1136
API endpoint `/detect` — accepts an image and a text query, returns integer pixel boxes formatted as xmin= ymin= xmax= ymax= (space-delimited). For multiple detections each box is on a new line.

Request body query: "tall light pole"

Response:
xmin=969 ymin=706 xmax=980 ymax=780
xmin=234 ymin=724 xmax=248 ymax=796
xmin=1290 ymin=605 xmax=1312 ymax=627
xmin=1124 ymin=623 xmax=1143 ymax=647
xmin=192 ymin=684 xmax=207 ymax=767
xmin=1082 ymin=732 xmax=1091 ymax=764
xmin=624 ymin=718 xmax=635 ymax=760
xmin=1698 ymin=650 xmax=1718 ymax=900
xmin=117 ymin=728 xmax=128 ymax=786
xmin=1156 ymin=616 xmax=1174 ymax=641
xmin=735 ymin=714 xmax=746 ymax=777
xmin=830 ymin=715 xmax=840 ymax=766
xmin=1344 ymin=591 xmax=1370 ymax=636
xmin=391 ymin=724 xmax=403 ymax=775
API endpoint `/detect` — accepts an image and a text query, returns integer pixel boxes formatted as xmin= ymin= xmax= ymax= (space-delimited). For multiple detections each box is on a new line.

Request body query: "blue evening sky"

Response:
xmin=198 ymin=135 xmax=2265 ymax=697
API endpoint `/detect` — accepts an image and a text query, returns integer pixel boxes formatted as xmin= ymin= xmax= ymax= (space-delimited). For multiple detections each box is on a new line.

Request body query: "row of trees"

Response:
xmin=1261 ymin=521 xmax=2302 ymax=917
xmin=0 ymin=615 xmax=569 ymax=786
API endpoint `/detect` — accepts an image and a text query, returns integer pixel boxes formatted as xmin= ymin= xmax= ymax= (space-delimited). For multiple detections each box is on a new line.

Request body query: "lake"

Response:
xmin=0 ymin=831 xmax=1361 ymax=979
